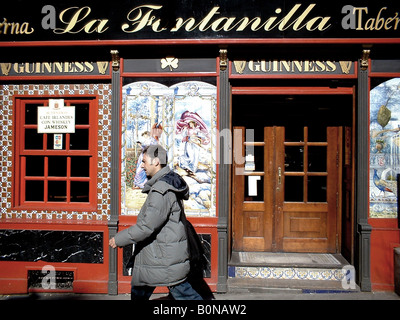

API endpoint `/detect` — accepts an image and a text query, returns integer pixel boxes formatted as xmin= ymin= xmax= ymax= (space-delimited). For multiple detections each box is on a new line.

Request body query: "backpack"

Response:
xmin=177 ymin=200 xmax=207 ymax=279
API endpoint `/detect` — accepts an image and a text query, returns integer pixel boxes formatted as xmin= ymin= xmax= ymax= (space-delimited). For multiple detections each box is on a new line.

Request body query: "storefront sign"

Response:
xmin=37 ymin=99 xmax=75 ymax=133
xmin=1 ymin=1 xmax=400 ymax=41
xmin=231 ymin=60 xmax=356 ymax=77
xmin=0 ymin=61 xmax=109 ymax=77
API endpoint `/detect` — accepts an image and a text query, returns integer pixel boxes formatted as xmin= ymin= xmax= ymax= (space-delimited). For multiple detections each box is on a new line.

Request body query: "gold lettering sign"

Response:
xmin=122 ymin=4 xmax=331 ymax=34
xmin=232 ymin=60 xmax=354 ymax=76
xmin=1 ymin=3 xmax=400 ymax=39
xmin=0 ymin=17 xmax=34 ymax=35
xmin=0 ymin=61 xmax=109 ymax=76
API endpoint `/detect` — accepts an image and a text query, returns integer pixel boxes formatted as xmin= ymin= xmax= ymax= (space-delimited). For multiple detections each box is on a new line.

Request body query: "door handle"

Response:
xmin=278 ymin=167 xmax=282 ymax=186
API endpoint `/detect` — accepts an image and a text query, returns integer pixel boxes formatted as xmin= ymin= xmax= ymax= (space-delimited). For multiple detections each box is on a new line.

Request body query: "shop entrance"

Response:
xmin=232 ymin=89 xmax=354 ymax=256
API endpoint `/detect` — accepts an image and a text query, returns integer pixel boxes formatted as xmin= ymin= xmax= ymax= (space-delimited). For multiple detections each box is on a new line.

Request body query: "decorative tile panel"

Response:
xmin=121 ymin=81 xmax=217 ymax=217
xmin=369 ymin=77 xmax=400 ymax=218
xmin=229 ymin=266 xmax=345 ymax=281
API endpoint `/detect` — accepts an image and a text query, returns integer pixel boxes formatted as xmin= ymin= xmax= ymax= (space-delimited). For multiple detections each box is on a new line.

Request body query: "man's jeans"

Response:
xmin=131 ymin=280 xmax=203 ymax=300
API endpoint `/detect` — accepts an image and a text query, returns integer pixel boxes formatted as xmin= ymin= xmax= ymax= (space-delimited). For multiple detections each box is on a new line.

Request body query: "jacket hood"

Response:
xmin=143 ymin=166 xmax=189 ymax=200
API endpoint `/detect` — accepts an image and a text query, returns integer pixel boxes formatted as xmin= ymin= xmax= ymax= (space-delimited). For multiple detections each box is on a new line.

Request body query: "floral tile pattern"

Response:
xmin=229 ymin=266 xmax=345 ymax=281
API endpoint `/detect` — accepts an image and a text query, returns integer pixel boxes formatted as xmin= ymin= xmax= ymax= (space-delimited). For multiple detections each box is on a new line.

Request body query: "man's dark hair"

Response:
xmin=143 ymin=144 xmax=168 ymax=167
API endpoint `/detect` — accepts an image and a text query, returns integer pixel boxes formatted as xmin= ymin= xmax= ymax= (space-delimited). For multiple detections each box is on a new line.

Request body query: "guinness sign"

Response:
xmin=0 ymin=61 xmax=110 ymax=77
xmin=231 ymin=60 xmax=356 ymax=78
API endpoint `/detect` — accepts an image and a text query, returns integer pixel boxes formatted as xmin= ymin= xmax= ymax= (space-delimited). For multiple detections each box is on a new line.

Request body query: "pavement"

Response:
xmin=1 ymin=289 xmax=399 ymax=300
xmin=2 ymin=274 xmax=400 ymax=301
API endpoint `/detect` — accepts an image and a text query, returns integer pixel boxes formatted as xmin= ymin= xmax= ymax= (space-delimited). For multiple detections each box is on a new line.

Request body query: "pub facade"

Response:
xmin=0 ymin=0 xmax=399 ymax=294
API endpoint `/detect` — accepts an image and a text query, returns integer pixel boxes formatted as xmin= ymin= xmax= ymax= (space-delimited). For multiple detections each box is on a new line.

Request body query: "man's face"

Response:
xmin=141 ymin=153 xmax=159 ymax=178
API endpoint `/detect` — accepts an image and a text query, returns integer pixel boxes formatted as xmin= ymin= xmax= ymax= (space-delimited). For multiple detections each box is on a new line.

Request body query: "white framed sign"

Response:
xmin=37 ymin=99 xmax=75 ymax=133
xmin=248 ymin=176 xmax=261 ymax=196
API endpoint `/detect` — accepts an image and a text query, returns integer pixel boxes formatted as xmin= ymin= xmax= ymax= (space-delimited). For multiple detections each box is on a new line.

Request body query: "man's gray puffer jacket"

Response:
xmin=114 ymin=166 xmax=190 ymax=287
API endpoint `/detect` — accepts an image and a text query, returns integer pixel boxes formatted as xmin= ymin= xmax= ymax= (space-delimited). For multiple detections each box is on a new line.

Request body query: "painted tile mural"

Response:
xmin=121 ymin=81 xmax=217 ymax=217
xmin=370 ymin=78 xmax=400 ymax=218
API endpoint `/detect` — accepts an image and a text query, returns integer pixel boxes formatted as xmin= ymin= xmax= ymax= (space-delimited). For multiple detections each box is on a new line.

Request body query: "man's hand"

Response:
xmin=109 ymin=237 xmax=117 ymax=249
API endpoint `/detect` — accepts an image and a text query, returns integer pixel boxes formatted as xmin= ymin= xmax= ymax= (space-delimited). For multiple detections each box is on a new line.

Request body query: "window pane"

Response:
xmin=285 ymin=146 xmax=304 ymax=172
xmin=308 ymin=176 xmax=327 ymax=202
xmin=25 ymin=181 xmax=44 ymax=201
xmin=245 ymin=146 xmax=264 ymax=172
xmin=285 ymin=126 xmax=303 ymax=142
xmin=48 ymin=181 xmax=67 ymax=202
xmin=25 ymin=103 xmax=39 ymax=125
xmin=70 ymin=129 xmax=89 ymax=150
xmin=48 ymin=156 xmax=67 ymax=177
xmin=25 ymin=156 xmax=44 ymax=176
xmin=71 ymin=181 xmax=89 ymax=202
xmin=74 ymin=103 xmax=89 ymax=125
xmin=308 ymin=146 xmax=327 ymax=172
xmin=285 ymin=176 xmax=303 ymax=202
xmin=245 ymin=128 xmax=262 ymax=143
xmin=308 ymin=126 xmax=327 ymax=142
xmin=25 ymin=129 xmax=43 ymax=149
xmin=71 ymin=157 xmax=90 ymax=177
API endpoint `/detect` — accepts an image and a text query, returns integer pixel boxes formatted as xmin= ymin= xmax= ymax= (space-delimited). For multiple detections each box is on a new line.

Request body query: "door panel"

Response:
xmin=233 ymin=126 xmax=342 ymax=253
xmin=276 ymin=126 xmax=341 ymax=252
xmin=232 ymin=127 xmax=272 ymax=252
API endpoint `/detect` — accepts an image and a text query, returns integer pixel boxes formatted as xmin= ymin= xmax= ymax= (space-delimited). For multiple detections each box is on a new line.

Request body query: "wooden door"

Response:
xmin=232 ymin=126 xmax=342 ymax=253
xmin=232 ymin=127 xmax=273 ymax=252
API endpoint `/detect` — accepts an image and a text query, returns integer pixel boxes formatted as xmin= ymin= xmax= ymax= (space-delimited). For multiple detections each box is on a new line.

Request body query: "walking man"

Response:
xmin=109 ymin=144 xmax=202 ymax=300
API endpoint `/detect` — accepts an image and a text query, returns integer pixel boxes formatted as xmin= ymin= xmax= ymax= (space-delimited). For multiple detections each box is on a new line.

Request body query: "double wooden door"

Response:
xmin=232 ymin=126 xmax=342 ymax=253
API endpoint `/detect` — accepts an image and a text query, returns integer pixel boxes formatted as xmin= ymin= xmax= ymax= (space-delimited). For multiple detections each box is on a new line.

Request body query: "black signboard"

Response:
xmin=123 ymin=58 xmax=216 ymax=73
xmin=371 ymin=60 xmax=400 ymax=73
xmin=230 ymin=59 xmax=356 ymax=77
xmin=1 ymin=0 xmax=400 ymax=42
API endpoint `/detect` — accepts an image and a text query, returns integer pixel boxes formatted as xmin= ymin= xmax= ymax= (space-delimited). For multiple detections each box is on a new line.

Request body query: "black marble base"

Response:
xmin=0 ymin=229 xmax=103 ymax=264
